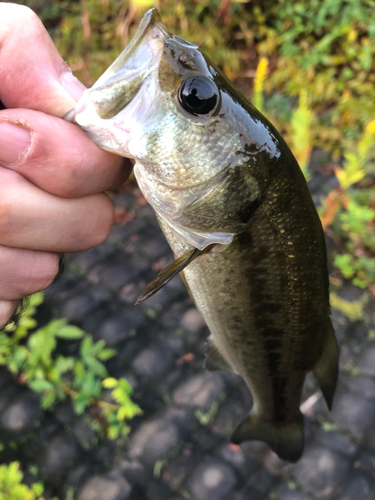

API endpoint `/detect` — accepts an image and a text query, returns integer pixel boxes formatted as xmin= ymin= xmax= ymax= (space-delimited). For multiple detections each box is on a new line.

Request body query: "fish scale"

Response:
xmin=66 ymin=8 xmax=339 ymax=462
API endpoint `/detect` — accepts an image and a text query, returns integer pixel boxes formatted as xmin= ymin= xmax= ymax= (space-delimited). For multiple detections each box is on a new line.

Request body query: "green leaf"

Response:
xmin=97 ymin=348 xmax=115 ymax=361
xmin=90 ymin=340 xmax=106 ymax=357
xmin=8 ymin=346 xmax=28 ymax=373
xmin=29 ymin=292 xmax=44 ymax=307
xmin=102 ymin=377 xmax=118 ymax=389
xmin=73 ymin=393 xmax=91 ymax=414
xmin=107 ymin=424 xmax=122 ymax=440
xmin=41 ymin=391 xmax=57 ymax=409
xmin=80 ymin=335 xmax=93 ymax=357
xmin=55 ymin=356 xmax=75 ymax=374
xmin=74 ymin=360 xmax=86 ymax=379
xmin=56 ymin=325 xmax=85 ymax=339
xmin=84 ymin=357 xmax=107 ymax=378
xmin=29 ymin=379 xmax=54 ymax=392
xmin=32 ymin=482 xmax=44 ymax=496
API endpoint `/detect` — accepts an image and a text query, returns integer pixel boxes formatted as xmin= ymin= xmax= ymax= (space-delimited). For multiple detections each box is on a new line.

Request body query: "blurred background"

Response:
xmin=1 ymin=1 xmax=375 ymax=499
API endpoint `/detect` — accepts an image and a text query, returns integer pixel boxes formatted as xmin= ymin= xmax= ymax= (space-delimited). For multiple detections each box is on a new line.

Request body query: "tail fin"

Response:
xmin=231 ymin=414 xmax=304 ymax=462
xmin=312 ymin=320 xmax=339 ymax=410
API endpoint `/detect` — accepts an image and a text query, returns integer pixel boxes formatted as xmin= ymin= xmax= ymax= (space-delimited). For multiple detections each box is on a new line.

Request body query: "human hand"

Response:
xmin=0 ymin=4 xmax=132 ymax=327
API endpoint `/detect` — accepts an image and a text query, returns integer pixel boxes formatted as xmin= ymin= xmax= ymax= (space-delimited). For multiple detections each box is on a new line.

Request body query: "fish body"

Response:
xmin=66 ymin=9 xmax=339 ymax=462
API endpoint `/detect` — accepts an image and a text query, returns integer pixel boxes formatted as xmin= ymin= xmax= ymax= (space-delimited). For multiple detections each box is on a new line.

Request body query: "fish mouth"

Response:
xmin=64 ymin=8 xmax=169 ymax=126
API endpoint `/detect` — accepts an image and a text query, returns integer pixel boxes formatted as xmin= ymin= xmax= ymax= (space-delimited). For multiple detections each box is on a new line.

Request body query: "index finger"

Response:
xmin=0 ymin=4 xmax=84 ymax=116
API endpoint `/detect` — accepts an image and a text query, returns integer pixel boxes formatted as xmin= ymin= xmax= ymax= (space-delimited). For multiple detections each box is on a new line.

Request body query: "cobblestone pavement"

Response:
xmin=1 ymin=165 xmax=375 ymax=500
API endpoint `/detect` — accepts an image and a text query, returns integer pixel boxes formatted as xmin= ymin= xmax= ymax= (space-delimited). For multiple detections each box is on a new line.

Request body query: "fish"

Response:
xmin=65 ymin=9 xmax=339 ymax=462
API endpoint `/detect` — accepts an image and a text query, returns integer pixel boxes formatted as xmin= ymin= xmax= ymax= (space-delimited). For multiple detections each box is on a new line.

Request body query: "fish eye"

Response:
xmin=178 ymin=76 xmax=218 ymax=117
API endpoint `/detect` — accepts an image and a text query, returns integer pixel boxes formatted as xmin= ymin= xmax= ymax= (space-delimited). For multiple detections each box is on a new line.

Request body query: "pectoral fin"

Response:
xmin=312 ymin=320 xmax=339 ymax=411
xmin=135 ymin=248 xmax=203 ymax=304
xmin=204 ymin=338 xmax=233 ymax=372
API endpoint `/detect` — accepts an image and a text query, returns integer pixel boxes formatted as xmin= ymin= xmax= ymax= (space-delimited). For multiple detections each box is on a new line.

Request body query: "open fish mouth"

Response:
xmin=64 ymin=9 xmax=168 ymax=129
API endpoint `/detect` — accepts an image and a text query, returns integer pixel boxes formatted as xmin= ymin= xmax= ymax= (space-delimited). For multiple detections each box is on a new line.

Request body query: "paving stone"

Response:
xmin=129 ymin=416 xmax=180 ymax=464
xmin=173 ymin=372 xmax=225 ymax=407
xmin=0 ymin=368 xmax=13 ymax=390
xmin=294 ymin=445 xmax=350 ymax=498
xmin=0 ymin=393 xmax=42 ymax=434
xmin=108 ymin=217 xmax=147 ymax=246
xmin=112 ymin=459 xmax=147 ymax=484
xmin=341 ymin=476 xmax=374 ymax=500
xmin=78 ymin=473 xmax=132 ymax=500
xmin=68 ymin=242 xmax=116 ymax=271
xmin=162 ymin=443 xmax=204 ymax=491
xmin=63 ymin=464 xmax=92 ymax=497
xmin=276 ymin=485 xmax=311 ymax=500
xmin=212 ymin=394 xmax=251 ymax=438
xmin=89 ymin=260 xmax=143 ymax=292
xmin=230 ymin=489 xmax=264 ymax=500
xmin=54 ymin=402 xmax=75 ymax=425
xmin=137 ymin=233 xmax=170 ymax=260
xmin=181 ymin=309 xmax=206 ymax=333
xmin=236 ymin=464 xmax=278 ymax=495
xmin=216 ymin=443 xmax=262 ymax=480
xmin=358 ymin=343 xmax=375 ymax=376
xmin=21 ymin=418 xmax=60 ymax=460
xmin=187 ymin=456 xmax=237 ymax=500
xmin=331 ymin=391 xmax=375 ymax=438
xmin=39 ymin=433 xmax=81 ymax=486
xmin=81 ymin=305 xmax=115 ymax=334
xmin=355 ymin=450 xmax=375 ymax=474
xmin=145 ymin=479 xmax=181 ymax=500
xmin=133 ymin=342 xmax=174 ymax=377
xmin=129 ymin=407 xmax=197 ymax=465
xmin=60 ymin=287 xmax=111 ymax=322
xmin=72 ymin=418 xmax=97 ymax=448
xmin=45 ymin=269 xmax=83 ymax=299
xmin=348 ymin=376 xmax=375 ymax=398
xmin=97 ymin=309 xmax=145 ymax=346
xmin=0 ymin=382 xmax=24 ymax=415
xmin=314 ymin=430 xmax=357 ymax=457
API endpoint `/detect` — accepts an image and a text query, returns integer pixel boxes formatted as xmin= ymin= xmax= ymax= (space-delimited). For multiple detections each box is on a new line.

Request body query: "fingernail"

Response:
xmin=0 ymin=122 xmax=31 ymax=164
xmin=61 ymin=71 xmax=86 ymax=101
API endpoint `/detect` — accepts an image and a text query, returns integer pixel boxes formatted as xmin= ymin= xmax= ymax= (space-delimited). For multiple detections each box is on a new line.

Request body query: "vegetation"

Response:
xmin=0 ymin=462 xmax=50 ymax=500
xmin=2 ymin=293 xmax=141 ymax=440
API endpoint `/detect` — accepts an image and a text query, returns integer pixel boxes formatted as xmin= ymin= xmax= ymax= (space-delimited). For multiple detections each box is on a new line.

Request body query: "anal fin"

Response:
xmin=312 ymin=320 xmax=339 ymax=411
xmin=204 ymin=338 xmax=233 ymax=372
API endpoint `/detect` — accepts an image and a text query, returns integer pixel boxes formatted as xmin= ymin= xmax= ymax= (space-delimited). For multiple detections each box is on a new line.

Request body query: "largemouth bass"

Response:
xmin=65 ymin=9 xmax=339 ymax=462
